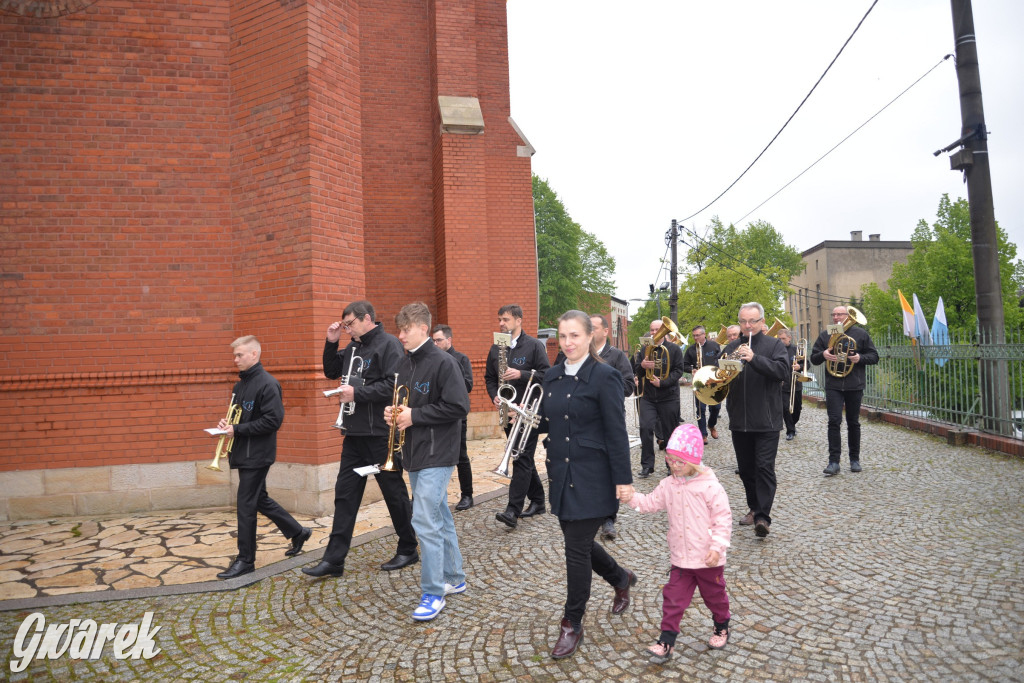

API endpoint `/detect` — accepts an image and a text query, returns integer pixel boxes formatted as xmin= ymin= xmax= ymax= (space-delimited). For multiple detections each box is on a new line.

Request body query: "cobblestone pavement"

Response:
xmin=2 ymin=394 xmax=1023 ymax=681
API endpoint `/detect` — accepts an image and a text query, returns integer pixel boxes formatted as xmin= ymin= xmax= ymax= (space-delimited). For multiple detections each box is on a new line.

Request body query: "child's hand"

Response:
xmin=704 ymin=550 xmax=720 ymax=567
xmin=616 ymin=485 xmax=634 ymax=503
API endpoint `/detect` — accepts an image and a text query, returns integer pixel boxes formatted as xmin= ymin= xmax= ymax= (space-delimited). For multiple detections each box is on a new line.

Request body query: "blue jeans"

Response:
xmin=408 ymin=466 xmax=465 ymax=597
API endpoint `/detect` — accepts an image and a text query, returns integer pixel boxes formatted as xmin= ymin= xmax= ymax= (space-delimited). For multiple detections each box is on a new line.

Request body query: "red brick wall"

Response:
xmin=0 ymin=0 xmax=533 ymax=473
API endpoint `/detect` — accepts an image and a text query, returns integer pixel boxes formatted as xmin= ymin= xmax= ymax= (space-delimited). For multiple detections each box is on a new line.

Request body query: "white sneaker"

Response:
xmin=412 ymin=593 xmax=445 ymax=621
xmin=444 ymin=581 xmax=467 ymax=595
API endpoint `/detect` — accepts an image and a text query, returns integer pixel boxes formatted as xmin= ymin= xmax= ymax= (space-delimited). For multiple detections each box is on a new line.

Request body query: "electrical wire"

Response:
xmin=733 ymin=54 xmax=954 ymax=225
xmin=677 ymin=0 xmax=880 ymax=224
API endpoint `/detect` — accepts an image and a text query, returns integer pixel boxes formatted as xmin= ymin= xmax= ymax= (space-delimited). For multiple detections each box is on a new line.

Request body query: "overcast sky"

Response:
xmin=507 ymin=0 xmax=1023 ymax=308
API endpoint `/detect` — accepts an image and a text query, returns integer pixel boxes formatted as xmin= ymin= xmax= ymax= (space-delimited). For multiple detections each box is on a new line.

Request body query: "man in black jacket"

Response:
xmin=215 ymin=336 xmax=310 ymax=579
xmin=485 ymin=304 xmax=550 ymax=529
xmin=431 ymin=324 xmax=474 ymax=511
xmin=721 ymin=303 xmax=791 ymax=538
xmin=810 ymin=305 xmax=879 ymax=475
xmin=386 ymin=302 xmax=471 ymax=621
xmin=303 ymin=301 xmax=418 ymax=579
xmin=632 ymin=319 xmax=685 ymax=478
xmin=682 ymin=325 xmax=722 ymax=445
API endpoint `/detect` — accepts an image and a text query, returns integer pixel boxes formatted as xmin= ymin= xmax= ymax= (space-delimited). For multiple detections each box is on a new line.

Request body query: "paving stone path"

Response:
xmin=2 ymin=394 xmax=1022 ymax=681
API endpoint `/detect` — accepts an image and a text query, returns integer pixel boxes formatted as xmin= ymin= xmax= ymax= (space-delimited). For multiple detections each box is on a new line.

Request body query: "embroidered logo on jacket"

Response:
xmin=414 ymin=381 xmax=430 ymax=395
xmin=511 ymin=356 xmax=527 ymax=366
xmin=242 ymin=400 xmax=255 ymax=412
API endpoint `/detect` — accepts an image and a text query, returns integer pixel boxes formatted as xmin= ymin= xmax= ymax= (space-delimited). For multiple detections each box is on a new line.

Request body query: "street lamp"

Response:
xmin=649 ymin=282 xmax=670 ymax=318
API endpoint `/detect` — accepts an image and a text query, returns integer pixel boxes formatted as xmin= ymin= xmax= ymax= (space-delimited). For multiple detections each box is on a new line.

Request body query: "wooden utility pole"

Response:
xmin=668 ymin=219 xmax=679 ymax=325
xmin=943 ymin=0 xmax=1009 ymax=434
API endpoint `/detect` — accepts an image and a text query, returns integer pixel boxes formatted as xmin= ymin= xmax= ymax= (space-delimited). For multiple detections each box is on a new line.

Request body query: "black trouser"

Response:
xmin=507 ymin=425 xmax=544 ymax=515
xmin=826 ymin=388 xmax=863 ymax=463
xmin=559 ymin=517 xmax=630 ymax=627
xmin=695 ymin=399 xmax=720 ymax=438
xmin=235 ymin=466 xmax=303 ymax=563
xmin=323 ymin=435 xmax=417 ymax=566
xmin=782 ymin=389 xmax=802 ymax=435
xmin=731 ymin=431 xmax=779 ymax=526
xmin=638 ymin=397 xmax=680 ymax=470
xmin=455 ymin=419 xmax=472 ymax=497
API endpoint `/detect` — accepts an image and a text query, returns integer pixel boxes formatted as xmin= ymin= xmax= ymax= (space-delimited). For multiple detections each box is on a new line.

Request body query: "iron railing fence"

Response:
xmin=802 ymin=329 xmax=1024 ymax=440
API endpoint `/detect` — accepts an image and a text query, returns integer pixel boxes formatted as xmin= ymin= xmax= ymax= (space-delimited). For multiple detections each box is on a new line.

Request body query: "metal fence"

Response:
xmin=802 ymin=329 xmax=1024 ymax=439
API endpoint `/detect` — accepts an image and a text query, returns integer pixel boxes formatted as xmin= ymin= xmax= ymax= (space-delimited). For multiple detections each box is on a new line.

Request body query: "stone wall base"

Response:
xmin=0 ymin=411 xmax=504 ymax=521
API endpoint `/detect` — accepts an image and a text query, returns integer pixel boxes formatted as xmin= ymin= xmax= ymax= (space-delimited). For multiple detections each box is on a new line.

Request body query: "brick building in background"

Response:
xmin=0 ymin=0 xmax=536 ymax=520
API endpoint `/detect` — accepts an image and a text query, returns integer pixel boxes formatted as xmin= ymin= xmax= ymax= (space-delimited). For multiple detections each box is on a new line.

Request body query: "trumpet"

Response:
xmin=493 ymin=370 xmax=543 ymax=478
xmin=789 ymin=338 xmax=813 ymax=412
xmin=494 ymin=332 xmax=516 ymax=429
xmin=207 ymin=393 xmax=242 ymax=471
xmin=383 ymin=373 xmax=408 ymax=472
xmin=324 ymin=353 xmax=364 ymax=430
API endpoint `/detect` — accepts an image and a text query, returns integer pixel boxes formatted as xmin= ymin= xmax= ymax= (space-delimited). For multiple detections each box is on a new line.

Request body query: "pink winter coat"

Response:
xmin=627 ymin=467 xmax=731 ymax=569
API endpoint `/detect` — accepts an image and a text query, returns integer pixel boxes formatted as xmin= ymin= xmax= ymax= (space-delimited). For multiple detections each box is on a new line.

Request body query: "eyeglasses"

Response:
xmin=341 ymin=317 xmax=358 ymax=330
xmin=738 ymin=317 xmax=763 ymax=325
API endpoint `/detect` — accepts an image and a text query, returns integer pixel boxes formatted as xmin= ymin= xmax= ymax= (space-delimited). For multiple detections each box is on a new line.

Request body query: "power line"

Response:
xmin=733 ymin=54 xmax=954 ymax=225
xmin=677 ymin=0 xmax=880 ymax=224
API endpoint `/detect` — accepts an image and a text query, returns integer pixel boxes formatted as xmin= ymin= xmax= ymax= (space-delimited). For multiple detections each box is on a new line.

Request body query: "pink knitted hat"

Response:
xmin=665 ymin=424 xmax=704 ymax=465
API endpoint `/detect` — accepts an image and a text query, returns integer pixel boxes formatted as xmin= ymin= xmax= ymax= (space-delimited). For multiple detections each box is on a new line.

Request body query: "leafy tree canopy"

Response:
xmin=683 ymin=217 xmax=805 ymax=285
xmin=860 ymin=194 xmax=1023 ymax=337
xmin=535 ymin=175 xmax=616 ymax=327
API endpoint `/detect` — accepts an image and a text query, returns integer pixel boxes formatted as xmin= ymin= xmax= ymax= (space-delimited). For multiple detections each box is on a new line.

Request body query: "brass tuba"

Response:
xmin=207 ymin=393 xmax=242 ymax=471
xmin=692 ymin=335 xmax=751 ymax=406
xmin=825 ymin=306 xmax=867 ymax=377
xmin=643 ymin=316 xmax=680 ymax=382
xmin=765 ymin=317 xmax=789 ymax=338
xmin=714 ymin=325 xmax=729 ymax=345
xmin=383 ymin=373 xmax=409 ymax=472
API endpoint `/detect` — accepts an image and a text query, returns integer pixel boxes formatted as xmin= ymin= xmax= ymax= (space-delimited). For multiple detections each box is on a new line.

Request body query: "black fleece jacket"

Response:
xmin=323 ymin=323 xmax=405 ymax=437
xmin=228 ymin=362 xmax=283 ymax=470
xmin=721 ymin=332 xmax=791 ymax=432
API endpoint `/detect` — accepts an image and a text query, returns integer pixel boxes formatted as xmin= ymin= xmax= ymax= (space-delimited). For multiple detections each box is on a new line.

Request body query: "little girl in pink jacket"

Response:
xmin=622 ymin=423 xmax=732 ymax=663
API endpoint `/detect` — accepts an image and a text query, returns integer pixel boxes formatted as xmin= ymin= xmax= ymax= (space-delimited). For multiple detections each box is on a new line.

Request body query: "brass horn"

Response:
xmin=644 ymin=316 xmax=680 ymax=382
xmin=493 ymin=370 xmax=543 ymax=478
xmin=714 ymin=325 xmax=728 ymax=345
xmin=765 ymin=317 xmax=789 ymax=338
xmin=825 ymin=306 xmax=867 ymax=378
xmin=383 ymin=373 xmax=409 ymax=472
xmin=208 ymin=393 xmax=242 ymax=472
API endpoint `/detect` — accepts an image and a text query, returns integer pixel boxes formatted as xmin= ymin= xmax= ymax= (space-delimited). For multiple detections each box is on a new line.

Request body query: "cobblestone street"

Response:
xmin=2 ymin=397 xmax=1023 ymax=681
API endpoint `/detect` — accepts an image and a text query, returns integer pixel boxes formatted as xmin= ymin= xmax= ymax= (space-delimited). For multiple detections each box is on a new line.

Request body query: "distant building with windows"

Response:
xmin=789 ymin=231 xmax=913 ymax=342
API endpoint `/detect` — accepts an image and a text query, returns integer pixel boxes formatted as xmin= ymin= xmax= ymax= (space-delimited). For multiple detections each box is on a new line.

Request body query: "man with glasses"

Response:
xmin=431 ymin=324 xmax=475 ymax=511
xmin=303 ymin=300 xmax=419 ymax=578
xmin=720 ymin=302 xmax=790 ymax=538
xmin=810 ymin=305 xmax=878 ymax=476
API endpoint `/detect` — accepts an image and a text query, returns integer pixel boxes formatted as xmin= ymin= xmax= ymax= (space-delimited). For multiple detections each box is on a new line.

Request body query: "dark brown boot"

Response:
xmin=550 ymin=618 xmax=583 ymax=659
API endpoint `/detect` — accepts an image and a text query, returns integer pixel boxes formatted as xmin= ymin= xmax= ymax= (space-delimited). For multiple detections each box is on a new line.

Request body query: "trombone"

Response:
xmin=383 ymin=373 xmax=408 ymax=472
xmin=789 ymin=338 xmax=813 ymax=412
xmin=493 ymin=370 xmax=543 ymax=478
xmin=207 ymin=393 xmax=242 ymax=472
xmin=323 ymin=353 xmax=363 ymax=430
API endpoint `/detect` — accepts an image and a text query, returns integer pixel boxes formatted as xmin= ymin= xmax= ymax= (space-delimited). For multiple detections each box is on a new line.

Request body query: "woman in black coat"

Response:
xmin=540 ymin=310 xmax=637 ymax=659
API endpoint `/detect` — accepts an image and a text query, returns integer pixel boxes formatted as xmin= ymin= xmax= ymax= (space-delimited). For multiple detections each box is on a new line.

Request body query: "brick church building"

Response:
xmin=0 ymin=1 xmax=537 ymax=519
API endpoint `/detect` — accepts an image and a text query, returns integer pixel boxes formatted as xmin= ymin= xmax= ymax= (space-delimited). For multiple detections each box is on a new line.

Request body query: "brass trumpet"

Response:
xmin=493 ymin=370 xmax=543 ymax=478
xmin=207 ymin=393 xmax=242 ymax=472
xmin=383 ymin=373 xmax=408 ymax=472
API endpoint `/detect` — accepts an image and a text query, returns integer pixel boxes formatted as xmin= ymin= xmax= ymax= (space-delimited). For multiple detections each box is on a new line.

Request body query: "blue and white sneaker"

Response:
xmin=412 ymin=593 xmax=446 ymax=621
xmin=444 ymin=581 xmax=467 ymax=595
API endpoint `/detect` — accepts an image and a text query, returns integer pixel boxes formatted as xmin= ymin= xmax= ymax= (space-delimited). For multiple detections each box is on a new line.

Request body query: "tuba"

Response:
xmin=493 ymin=370 xmax=543 ymax=478
xmin=825 ymin=306 xmax=867 ymax=377
xmin=207 ymin=393 xmax=242 ymax=471
xmin=323 ymin=353 xmax=363 ymax=430
xmin=714 ymin=325 xmax=729 ymax=345
xmin=383 ymin=373 xmax=409 ymax=472
xmin=642 ymin=316 xmax=680 ymax=382
xmin=765 ymin=317 xmax=789 ymax=338
xmin=493 ymin=332 xmax=516 ymax=429
xmin=692 ymin=335 xmax=751 ymax=406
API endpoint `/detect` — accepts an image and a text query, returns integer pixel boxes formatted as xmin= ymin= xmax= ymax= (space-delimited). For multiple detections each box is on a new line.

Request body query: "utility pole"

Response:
xmin=941 ymin=0 xmax=1008 ymax=434
xmin=668 ymin=219 xmax=679 ymax=324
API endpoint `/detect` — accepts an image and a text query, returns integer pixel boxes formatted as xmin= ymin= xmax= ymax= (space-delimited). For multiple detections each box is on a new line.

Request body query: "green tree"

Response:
xmin=860 ymin=194 xmax=1023 ymax=336
xmin=676 ymin=263 xmax=787 ymax=336
xmin=534 ymin=175 xmax=616 ymax=327
xmin=685 ymin=217 xmax=805 ymax=285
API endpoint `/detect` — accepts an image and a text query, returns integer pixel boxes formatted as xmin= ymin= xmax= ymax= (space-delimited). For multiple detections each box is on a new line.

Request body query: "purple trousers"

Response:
xmin=660 ymin=564 xmax=731 ymax=634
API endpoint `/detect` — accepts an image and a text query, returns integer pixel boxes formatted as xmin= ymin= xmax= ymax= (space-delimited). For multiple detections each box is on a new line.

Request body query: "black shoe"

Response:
xmin=637 ymin=467 xmax=653 ymax=479
xmin=519 ymin=501 xmax=545 ymax=518
xmin=495 ymin=508 xmax=518 ymax=529
xmin=217 ymin=558 xmax=255 ymax=579
xmin=601 ymin=519 xmax=617 ymax=540
xmin=455 ymin=494 xmax=474 ymax=511
xmin=850 ymin=460 xmax=862 ymax=473
xmin=823 ymin=462 xmax=840 ymax=476
xmin=285 ymin=527 xmax=312 ymax=557
xmin=302 ymin=560 xmax=345 ymax=578
xmin=657 ymin=439 xmax=667 ymax=451
xmin=380 ymin=552 xmax=419 ymax=571
xmin=785 ymin=433 xmax=795 ymax=441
